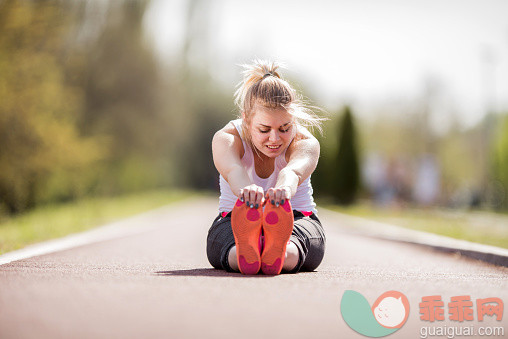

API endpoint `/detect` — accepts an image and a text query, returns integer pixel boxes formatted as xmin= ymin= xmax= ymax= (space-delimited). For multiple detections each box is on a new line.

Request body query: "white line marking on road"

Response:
xmin=0 ymin=206 xmax=170 ymax=266
xmin=319 ymin=207 xmax=508 ymax=260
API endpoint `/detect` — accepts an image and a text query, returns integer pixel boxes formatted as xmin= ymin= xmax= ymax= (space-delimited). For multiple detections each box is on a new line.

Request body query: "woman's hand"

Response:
xmin=239 ymin=185 xmax=265 ymax=208
xmin=265 ymin=186 xmax=291 ymax=207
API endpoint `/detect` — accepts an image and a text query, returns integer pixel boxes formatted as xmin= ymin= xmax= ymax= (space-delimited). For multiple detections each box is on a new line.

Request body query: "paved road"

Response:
xmin=1 ymin=197 xmax=507 ymax=339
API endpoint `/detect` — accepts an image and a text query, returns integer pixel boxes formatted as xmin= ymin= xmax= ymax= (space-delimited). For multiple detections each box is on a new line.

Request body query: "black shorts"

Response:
xmin=206 ymin=210 xmax=326 ymax=273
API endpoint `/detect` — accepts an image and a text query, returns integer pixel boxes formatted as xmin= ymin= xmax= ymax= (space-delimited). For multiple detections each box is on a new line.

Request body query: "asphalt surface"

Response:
xmin=1 ymin=197 xmax=507 ymax=339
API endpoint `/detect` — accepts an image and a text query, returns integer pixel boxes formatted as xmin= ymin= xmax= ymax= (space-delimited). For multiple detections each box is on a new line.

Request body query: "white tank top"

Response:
xmin=218 ymin=119 xmax=317 ymax=213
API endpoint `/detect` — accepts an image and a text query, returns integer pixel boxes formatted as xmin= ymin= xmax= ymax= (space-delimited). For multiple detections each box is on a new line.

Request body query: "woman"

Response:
xmin=207 ymin=60 xmax=326 ymax=275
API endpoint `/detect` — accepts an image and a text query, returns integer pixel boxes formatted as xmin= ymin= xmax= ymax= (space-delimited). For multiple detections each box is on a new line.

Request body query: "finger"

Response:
xmin=255 ymin=188 xmax=263 ymax=208
xmin=282 ymin=186 xmax=291 ymax=204
xmin=239 ymin=189 xmax=244 ymax=202
xmin=248 ymin=188 xmax=257 ymax=208
xmin=263 ymin=189 xmax=272 ymax=206
xmin=274 ymin=189 xmax=282 ymax=206
xmin=243 ymin=187 xmax=251 ymax=206
xmin=267 ymin=188 xmax=275 ymax=205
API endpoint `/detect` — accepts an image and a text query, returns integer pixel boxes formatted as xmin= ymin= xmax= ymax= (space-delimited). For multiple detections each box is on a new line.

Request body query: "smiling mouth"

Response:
xmin=266 ymin=145 xmax=281 ymax=150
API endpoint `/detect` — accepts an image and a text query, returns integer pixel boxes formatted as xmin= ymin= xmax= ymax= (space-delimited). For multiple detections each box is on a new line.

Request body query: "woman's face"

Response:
xmin=245 ymin=104 xmax=296 ymax=159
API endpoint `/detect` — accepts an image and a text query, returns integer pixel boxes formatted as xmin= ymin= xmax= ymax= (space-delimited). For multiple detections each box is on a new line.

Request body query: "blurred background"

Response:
xmin=1 ymin=0 xmax=508 ymax=222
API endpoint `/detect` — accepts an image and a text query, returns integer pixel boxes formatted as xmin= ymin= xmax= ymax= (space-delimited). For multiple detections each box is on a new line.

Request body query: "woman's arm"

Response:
xmin=267 ymin=126 xmax=320 ymax=205
xmin=212 ymin=123 xmax=265 ymax=207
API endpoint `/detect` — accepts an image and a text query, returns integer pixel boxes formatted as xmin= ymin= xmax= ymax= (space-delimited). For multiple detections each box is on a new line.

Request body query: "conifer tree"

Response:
xmin=333 ymin=106 xmax=360 ymax=205
xmin=491 ymin=114 xmax=508 ymax=210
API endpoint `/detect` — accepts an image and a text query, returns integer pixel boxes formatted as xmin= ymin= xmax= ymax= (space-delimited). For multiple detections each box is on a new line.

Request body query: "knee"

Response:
xmin=282 ymin=241 xmax=300 ymax=272
xmin=227 ymin=245 xmax=239 ymax=272
xmin=300 ymin=238 xmax=325 ymax=272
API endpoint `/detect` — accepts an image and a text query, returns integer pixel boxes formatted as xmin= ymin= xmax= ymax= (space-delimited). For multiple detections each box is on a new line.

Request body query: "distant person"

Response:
xmin=207 ymin=60 xmax=326 ymax=275
xmin=413 ymin=154 xmax=440 ymax=206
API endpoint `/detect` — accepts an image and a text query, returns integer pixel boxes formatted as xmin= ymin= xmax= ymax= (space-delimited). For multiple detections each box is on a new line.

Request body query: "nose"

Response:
xmin=268 ymin=130 xmax=280 ymax=142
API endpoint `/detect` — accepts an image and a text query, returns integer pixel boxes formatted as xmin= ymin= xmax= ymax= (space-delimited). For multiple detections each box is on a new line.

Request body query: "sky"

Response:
xmin=144 ymin=0 xmax=508 ymax=132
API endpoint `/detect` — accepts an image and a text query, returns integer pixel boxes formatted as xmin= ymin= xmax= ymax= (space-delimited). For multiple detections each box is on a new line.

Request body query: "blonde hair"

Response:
xmin=234 ymin=60 xmax=325 ymax=148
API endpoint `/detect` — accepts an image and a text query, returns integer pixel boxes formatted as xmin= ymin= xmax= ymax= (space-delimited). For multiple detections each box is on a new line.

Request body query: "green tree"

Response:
xmin=0 ymin=0 xmax=101 ymax=213
xmin=332 ymin=106 xmax=360 ymax=205
xmin=491 ymin=114 xmax=508 ymax=210
xmin=72 ymin=0 xmax=170 ymax=194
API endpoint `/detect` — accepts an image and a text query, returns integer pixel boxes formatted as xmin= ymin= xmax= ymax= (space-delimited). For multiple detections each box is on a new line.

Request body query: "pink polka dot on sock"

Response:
xmin=265 ymin=211 xmax=279 ymax=224
xmin=246 ymin=208 xmax=260 ymax=221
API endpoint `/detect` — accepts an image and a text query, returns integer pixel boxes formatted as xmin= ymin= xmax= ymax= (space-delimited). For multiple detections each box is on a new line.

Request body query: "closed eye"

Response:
xmin=260 ymin=128 xmax=289 ymax=134
xmin=258 ymin=122 xmax=292 ymax=133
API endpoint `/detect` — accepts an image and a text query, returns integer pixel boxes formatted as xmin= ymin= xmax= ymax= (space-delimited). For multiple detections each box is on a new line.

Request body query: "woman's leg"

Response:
xmin=282 ymin=241 xmax=300 ymax=271
xmin=206 ymin=212 xmax=237 ymax=272
xmin=287 ymin=211 xmax=326 ymax=273
xmin=227 ymin=246 xmax=239 ymax=271
xmin=231 ymin=200 xmax=263 ymax=274
xmin=207 ymin=210 xmax=325 ymax=273
xmin=228 ymin=241 xmax=299 ymax=272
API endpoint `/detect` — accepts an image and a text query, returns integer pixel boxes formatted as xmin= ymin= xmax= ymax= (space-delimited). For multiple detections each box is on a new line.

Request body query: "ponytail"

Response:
xmin=234 ymin=60 xmax=325 ymax=141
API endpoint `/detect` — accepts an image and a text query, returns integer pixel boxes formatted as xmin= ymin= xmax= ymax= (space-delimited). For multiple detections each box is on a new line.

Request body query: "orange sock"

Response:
xmin=231 ymin=199 xmax=262 ymax=275
xmin=261 ymin=200 xmax=294 ymax=275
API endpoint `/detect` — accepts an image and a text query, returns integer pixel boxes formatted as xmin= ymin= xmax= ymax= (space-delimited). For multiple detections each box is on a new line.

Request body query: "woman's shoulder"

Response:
xmin=285 ymin=124 xmax=319 ymax=162
xmin=218 ymin=120 xmax=243 ymax=141
xmin=214 ymin=119 xmax=245 ymax=158
xmin=221 ymin=119 xmax=242 ymax=138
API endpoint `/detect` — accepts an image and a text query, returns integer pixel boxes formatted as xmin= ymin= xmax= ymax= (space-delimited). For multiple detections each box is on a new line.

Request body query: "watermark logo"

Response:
xmin=419 ymin=295 xmax=503 ymax=322
xmin=419 ymin=295 xmax=504 ymax=338
xmin=340 ymin=290 xmax=410 ymax=337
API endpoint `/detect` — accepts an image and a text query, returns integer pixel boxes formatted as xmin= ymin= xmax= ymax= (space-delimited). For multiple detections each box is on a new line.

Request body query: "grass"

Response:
xmin=322 ymin=201 xmax=508 ymax=249
xmin=0 ymin=189 xmax=196 ymax=255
